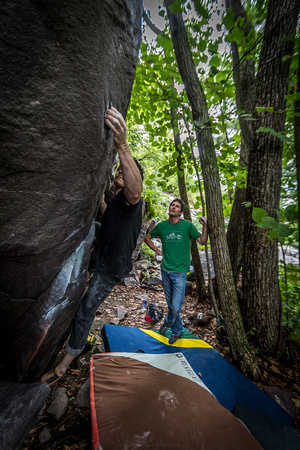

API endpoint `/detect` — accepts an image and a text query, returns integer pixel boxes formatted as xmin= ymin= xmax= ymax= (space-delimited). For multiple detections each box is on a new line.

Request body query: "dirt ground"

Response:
xmin=22 ymin=282 xmax=300 ymax=449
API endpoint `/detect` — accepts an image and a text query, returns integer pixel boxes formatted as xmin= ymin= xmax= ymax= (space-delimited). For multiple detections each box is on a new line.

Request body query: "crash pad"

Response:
xmin=90 ymin=352 xmax=262 ymax=450
xmin=233 ymin=404 xmax=300 ymax=450
xmin=101 ymin=324 xmax=294 ymax=425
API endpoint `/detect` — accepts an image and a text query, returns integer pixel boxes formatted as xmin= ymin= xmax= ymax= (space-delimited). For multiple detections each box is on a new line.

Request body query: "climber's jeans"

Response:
xmin=161 ymin=270 xmax=187 ymax=337
xmin=66 ymin=271 xmax=119 ymax=356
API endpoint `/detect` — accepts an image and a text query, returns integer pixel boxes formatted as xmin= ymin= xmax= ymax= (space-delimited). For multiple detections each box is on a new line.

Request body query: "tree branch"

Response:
xmin=143 ymin=9 xmax=163 ymax=36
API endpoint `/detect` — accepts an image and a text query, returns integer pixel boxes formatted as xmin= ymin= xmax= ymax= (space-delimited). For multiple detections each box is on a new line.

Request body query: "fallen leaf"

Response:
xmin=270 ymin=365 xmax=281 ymax=374
xmin=292 ymin=398 xmax=300 ymax=407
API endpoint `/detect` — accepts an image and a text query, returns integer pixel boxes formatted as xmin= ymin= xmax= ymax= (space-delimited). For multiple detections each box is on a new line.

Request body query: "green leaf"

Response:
xmin=282 ymin=54 xmax=291 ymax=62
xmin=243 ymin=202 xmax=252 ymax=208
xmin=256 ymin=127 xmax=286 ymax=140
xmin=284 ymin=204 xmax=298 ymax=221
xmin=210 ymin=54 xmax=221 ymax=68
xmin=259 ymin=216 xmax=278 ymax=230
xmin=223 ymin=13 xmax=235 ymax=30
xmin=208 ymin=42 xmax=219 ymax=54
xmin=156 ymin=34 xmax=166 ymax=49
xmin=277 ymin=224 xmax=294 ymax=238
xmin=216 ymin=71 xmax=227 ymax=83
xmin=210 ymin=66 xmax=218 ymax=75
xmin=267 ymin=229 xmax=278 ymax=240
xmin=199 ymin=54 xmax=208 ymax=64
xmin=252 ymin=207 xmax=266 ymax=222
xmin=168 ymin=0 xmax=182 ymax=13
xmin=169 ymin=86 xmax=178 ymax=98
xmin=232 ymin=27 xmax=244 ymax=42
xmin=194 ymin=120 xmax=204 ymax=128
xmin=198 ymin=40 xmax=207 ymax=53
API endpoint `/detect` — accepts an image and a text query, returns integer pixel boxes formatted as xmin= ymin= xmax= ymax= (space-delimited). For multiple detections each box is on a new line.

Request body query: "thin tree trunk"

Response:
xmin=143 ymin=9 xmax=207 ymax=298
xmin=243 ymin=0 xmax=298 ymax=353
xmin=171 ymin=108 xmax=207 ymax=299
xmin=165 ymin=0 xmax=259 ymax=379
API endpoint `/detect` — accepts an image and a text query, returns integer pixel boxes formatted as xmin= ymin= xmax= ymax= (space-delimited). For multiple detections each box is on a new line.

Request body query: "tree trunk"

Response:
xmin=243 ymin=0 xmax=298 ymax=353
xmin=165 ymin=0 xmax=259 ymax=379
xmin=143 ymin=11 xmax=207 ymax=299
xmin=226 ymin=0 xmax=255 ymax=286
xmin=171 ymin=109 xmax=206 ymax=299
xmin=295 ymin=36 xmax=300 ymax=270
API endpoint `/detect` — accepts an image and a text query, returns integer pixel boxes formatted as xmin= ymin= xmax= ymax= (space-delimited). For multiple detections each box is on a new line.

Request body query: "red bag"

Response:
xmin=145 ymin=313 xmax=154 ymax=322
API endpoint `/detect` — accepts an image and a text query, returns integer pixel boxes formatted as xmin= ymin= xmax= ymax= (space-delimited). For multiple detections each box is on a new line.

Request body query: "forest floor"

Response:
xmin=22 ymin=282 xmax=300 ymax=450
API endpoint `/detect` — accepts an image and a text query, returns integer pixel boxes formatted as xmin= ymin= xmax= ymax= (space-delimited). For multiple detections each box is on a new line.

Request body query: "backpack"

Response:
xmin=145 ymin=303 xmax=159 ymax=322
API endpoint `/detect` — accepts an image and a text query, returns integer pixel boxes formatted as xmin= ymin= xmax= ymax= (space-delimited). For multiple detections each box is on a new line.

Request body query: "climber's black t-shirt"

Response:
xmin=97 ymin=188 xmax=142 ymax=279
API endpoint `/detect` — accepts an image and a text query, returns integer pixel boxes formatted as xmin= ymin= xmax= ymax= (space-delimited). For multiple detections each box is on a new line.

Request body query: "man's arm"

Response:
xmin=144 ymin=233 xmax=163 ymax=256
xmin=196 ymin=216 xmax=208 ymax=245
xmin=98 ymin=194 xmax=107 ymax=217
xmin=105 ymin=107 xmax=142 ymax=204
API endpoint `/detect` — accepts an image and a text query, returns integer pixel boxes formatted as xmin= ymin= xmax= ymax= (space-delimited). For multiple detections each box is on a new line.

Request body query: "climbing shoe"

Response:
xmin=159 ymin=324 xmax=168 ymax=335
xmin=168 ymin=334 xmax=182 ymax=345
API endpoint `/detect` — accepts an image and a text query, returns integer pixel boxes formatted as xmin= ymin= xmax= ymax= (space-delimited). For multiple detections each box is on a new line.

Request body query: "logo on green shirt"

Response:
xmin=165 ymin=232 xmax=183 ymax=241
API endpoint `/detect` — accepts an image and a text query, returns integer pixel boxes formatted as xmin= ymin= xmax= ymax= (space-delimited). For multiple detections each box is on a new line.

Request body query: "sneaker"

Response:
xmin=169 ymin=334 xmax=182 ymax=345
xmin=82 ymin=331 xmax=97 ymax=354
xmin=159 ymin=324 xmax=168 ymax=335
xmin=40 ymin=368 xmax=67 ymax=386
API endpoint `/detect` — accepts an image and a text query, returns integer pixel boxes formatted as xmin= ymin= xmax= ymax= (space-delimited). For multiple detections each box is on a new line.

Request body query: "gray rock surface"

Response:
xmin=0 ymin=381 xmax=50 ymax=449
xmin=0 ymin=0 xmax=143 ymax=382
xmin=116 ymin=307 xmax=127 ymax=320
xmin=39 ymin=427 xmax=51 ymax=444
xmin=47 ymin=387 xmax=68 ymax=421
xmin=75 ymin=379 xmax=90 ymax=408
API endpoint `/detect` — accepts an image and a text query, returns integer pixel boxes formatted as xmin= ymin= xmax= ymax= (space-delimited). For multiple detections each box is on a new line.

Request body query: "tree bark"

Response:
xmin=171 ymin=109 xmax=207 ymax=299
xmin=165 ymin=0 xmax=259 ymax=379
xmin=143 ymin=9 xmax=206 ymax=298
xmin=243 ymin=0 xmax=299 ymax=353
xmin=225 ymin=0 xmax=256 ymax=286
xmin=295 ymin=36 xmax=300 ymax=270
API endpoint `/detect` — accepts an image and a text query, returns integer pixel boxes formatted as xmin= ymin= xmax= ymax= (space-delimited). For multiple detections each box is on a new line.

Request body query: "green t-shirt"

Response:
xmin=150 ymin=219 xmax=201 ymax=273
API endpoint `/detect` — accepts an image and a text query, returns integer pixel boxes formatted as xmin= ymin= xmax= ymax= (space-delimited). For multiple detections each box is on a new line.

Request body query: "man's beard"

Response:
xmin=114 ymin=177 xmax=124 ymax=189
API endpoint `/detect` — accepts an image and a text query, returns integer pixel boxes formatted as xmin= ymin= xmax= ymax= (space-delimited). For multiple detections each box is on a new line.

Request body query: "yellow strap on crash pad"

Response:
xmin=140 ymin=329 xmax=212 ymax=348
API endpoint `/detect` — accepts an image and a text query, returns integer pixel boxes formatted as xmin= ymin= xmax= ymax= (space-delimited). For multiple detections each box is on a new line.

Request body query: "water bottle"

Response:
xmin=142 ymin=300 xmax=147 ymax=312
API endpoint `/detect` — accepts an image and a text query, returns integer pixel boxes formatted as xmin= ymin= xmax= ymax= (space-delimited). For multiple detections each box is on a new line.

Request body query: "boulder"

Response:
xmin=0 ymin=0 xmax=143 ymax=381
xmin=0 ymin=381 xmax=51 ymax=449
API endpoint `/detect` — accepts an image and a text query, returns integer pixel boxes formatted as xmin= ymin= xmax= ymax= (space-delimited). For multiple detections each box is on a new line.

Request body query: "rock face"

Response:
xmin=0 ymin=0 xmax=143 ymax=381
xmin=0 ymin=381 xmax=51 ymax=449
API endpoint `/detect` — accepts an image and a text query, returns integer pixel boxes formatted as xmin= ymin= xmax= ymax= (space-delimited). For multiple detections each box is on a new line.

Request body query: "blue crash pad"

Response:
xmin=233 ymin=404 xmax=300 ymax=450
xmin=101 ymin=324 xmax=294 ymax=425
